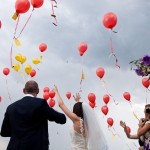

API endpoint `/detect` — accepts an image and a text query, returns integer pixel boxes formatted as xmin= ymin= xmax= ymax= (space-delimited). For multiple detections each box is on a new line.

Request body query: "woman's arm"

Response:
xmin=120 ymin=121 xmax=139 ymax=139
xmin=54 ymin=86 xmax=79 ymax=123
xmin=138 ymin=120 xmax=150 ymax=136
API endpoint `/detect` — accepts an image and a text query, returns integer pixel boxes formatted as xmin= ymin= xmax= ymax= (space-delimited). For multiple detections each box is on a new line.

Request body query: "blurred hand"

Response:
xmin=138 ymin=118 xmax=145 ymax=127
xmin=53 ymin=85 xmax=58 ymax=94
xmin=120 ymin=121 xmax=126 ymax=129
xmin=53 ymin=85 xmax=63 ymax=106
xmin=73 ymin=93 xmax=81 ymax=102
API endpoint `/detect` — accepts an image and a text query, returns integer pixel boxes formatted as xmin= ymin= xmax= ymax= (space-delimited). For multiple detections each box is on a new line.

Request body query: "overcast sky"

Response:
xmin=0 ymin=0 xmax=150 ymax=149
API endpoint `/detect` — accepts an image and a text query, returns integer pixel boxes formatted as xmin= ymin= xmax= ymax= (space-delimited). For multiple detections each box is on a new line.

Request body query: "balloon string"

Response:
xmin=51 ymin=0 xmax=58 ymax=26
xmin=10 ymin=15 xmax=20 ymax=67
xmin=14 ymin=15 xmax=20 ymax=38
xmin=51 ymin=0 xmax=55 ymax=14
xmin=21 ymin=64 xmax=26 ymax=84
xmin=79 ymin=57 xmax=84 ymax=93
xmin=6 ymin=79 xmax=12 ymax=103
xmin=110 ymin=38 xmax=120 ymax=69
xmin=101 ymin=79 xmax=119 ymax=105
xmin=129 ymin=101 xmax=139 ymax=121
xmin=10 ymin=43 xmax=13 ymax=68
xmin=112 ymin=127 xmax=133 ymax=150
xmin=16 ymin=8 xmax=34 ymax=39
xmin=146 ymin=89 xmax=148 ymax=104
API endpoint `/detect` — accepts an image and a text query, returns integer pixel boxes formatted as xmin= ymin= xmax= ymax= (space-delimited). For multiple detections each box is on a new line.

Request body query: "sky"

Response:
xmin=0 ymin=0 xmax=150 ymax=149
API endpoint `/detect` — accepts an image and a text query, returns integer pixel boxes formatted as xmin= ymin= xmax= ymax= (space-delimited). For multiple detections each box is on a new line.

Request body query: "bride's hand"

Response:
xmin=53 ymin=85 xmax=64 ymax=106
xmin=73 ymin=93 xmax=81 ymax=102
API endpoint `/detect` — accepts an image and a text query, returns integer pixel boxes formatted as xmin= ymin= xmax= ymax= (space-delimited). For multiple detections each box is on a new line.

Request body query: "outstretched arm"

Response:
xmin=54 ymin=86 xmax=79 ymax=123
xmin=42 ymin=100 xmax=66 ymax=124
xmin=120 ymin=121 xmax=138 ymax=139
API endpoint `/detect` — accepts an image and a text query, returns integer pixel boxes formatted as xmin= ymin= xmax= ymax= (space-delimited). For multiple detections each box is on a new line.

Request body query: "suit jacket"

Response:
xmin=0 ymin=96 xmax=66 ymax=150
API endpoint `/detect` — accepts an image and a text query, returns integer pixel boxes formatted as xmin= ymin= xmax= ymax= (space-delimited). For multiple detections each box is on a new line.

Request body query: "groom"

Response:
xmin=0 ymin=80 xmax=66 ymax=150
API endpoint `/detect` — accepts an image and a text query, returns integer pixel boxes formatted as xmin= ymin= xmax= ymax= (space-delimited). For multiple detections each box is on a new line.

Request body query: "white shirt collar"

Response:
xmin=25 ymin=94 xmax=34 ymax=97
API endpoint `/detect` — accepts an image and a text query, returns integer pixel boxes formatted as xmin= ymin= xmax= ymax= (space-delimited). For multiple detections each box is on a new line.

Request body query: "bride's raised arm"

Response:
xmin=54 ymin=86 xmax=79 ymax=123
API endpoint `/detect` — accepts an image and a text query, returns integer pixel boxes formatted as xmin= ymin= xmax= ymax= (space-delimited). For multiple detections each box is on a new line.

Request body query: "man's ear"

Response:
xmin=23 ymin=88 xmax=26 ymax=94
xmin=37 ymin=88 xmax=39 ymax=94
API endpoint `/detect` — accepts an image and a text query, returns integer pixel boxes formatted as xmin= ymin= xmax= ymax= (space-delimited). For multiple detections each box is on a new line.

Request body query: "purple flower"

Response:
xmin=134 ymin=68 xmax=144 ymax=76
xmin=142 ymin=55 xmax=150 ymax=66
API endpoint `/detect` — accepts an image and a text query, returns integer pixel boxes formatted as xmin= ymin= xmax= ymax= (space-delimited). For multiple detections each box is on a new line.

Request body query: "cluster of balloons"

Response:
xmin=12 ymin=42 xmax=47 ymax=76
xmin=43 ymin=87 xmax=56 ymax=108
xmin=14 ymin=0 xmax=44 ymax=18
xmin=88 ymin=93 xmax=96 ymax=108
xmin=101 ymin=94 xmax=110 ymax=115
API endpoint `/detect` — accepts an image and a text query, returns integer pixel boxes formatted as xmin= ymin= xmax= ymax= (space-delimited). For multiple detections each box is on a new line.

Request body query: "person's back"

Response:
xmin=0 ymin=80 xmax=66 ymax=150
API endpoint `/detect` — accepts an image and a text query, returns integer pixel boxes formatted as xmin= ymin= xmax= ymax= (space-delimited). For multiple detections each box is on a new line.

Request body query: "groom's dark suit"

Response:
xmin=0 ymin=96 xmax=66 ymax=150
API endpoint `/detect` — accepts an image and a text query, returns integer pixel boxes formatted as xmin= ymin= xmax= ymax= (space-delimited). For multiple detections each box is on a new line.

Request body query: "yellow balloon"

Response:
xmin=13 ymin=64 xmax=20 ymax=72
xmin=32 ymin=58 xmax=40 ymax=65
xmin=15 ymin=53 xmax=22 ymax=62
xmin=20 ymin=56 xmax=26 ymax=64
xmin=24 ymin=64 xmax=32 ymax=75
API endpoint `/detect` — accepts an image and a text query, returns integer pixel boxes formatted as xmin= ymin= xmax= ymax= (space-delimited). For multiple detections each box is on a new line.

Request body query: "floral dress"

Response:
xmin=144 ymin=121 xmax=150 ymax=150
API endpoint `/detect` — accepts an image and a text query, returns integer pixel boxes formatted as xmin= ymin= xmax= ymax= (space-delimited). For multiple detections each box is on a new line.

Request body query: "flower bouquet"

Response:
xmin=130 ymin=55 xmax=150 ymax=79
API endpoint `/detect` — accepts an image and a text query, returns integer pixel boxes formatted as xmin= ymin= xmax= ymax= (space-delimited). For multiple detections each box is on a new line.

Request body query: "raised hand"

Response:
xmin=120 ymin=121 xmax=126 ymax=129
xmin=73 ymin=93 xmax=81 ymax=102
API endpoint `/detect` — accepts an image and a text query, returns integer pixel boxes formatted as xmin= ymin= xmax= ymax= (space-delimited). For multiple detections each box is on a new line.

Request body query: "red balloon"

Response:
xmin=126 ymin=126 xmax=131 ymax=134
xmin=39 ymin=43 xmax=47 ymax=52
xmin=142 ymin=78 xmax=149 ymax=89
xmin=66 ymin=92 xmax=71 ymax=100
xmin=88 ymin=93 xmax=96 ymax=103
xmin=49 ymin=99 xmax=55 ymax=108
xmin=101 ymin=105 xmax=108 ymax=115
xmin=30 ymin=0 xmax=44 ymax=8
xmin=15 ymin=0 xmax=30 ymax=14
xmin=103 ymin=94 xmax=110 ymax=104
xmin=0 ymin=20 xmax=2 ymax=29
xmin=78 ymin=42 xmax=88 ymax=56
xmin=103 ymin=12 xmax=117 ymax=29
xmin=3 ymin=68 xmax=10 ymax=76
xmin=43 ymin=92 xmax=49 ymax=100
xmin=30 ymin=69 xmax=36 ymax=77
xmin=89 ymin=101 xmax=95 ymax=108
xmin=96 ymin=67 xmax=105 ymax=79
xmin=123 ymin=92 xmax=131 ymax=101
xmin=107 ymin=118 xmax=114 ymax=127
xmin=43 ymin=87 xmax=50 ymax=93
xmin=49 ymin=90 xmax=55 ymax=98
xmin=0 ymin=96 xmax=2 ymax=103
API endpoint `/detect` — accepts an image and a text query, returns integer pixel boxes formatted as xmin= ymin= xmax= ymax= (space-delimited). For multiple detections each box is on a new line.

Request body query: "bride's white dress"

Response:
xmin=70 ymin=103 xmax=108 ymax=150
xmin=70 ymin=119 xmax=88 ymax=150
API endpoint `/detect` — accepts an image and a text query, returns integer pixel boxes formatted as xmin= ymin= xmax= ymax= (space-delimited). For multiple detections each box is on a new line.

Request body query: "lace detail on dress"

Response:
xmin=80 ymin=118 xmax=84 ymax=136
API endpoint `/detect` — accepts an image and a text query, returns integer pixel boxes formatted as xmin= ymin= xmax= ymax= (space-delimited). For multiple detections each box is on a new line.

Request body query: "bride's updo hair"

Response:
xmin=73 ymin=102 xmax=83 ymax=119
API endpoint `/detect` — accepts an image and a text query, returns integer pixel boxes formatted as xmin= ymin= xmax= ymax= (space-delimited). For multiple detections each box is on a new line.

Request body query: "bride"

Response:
xmin=54 ymin=86 xmax=108 ymax=150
